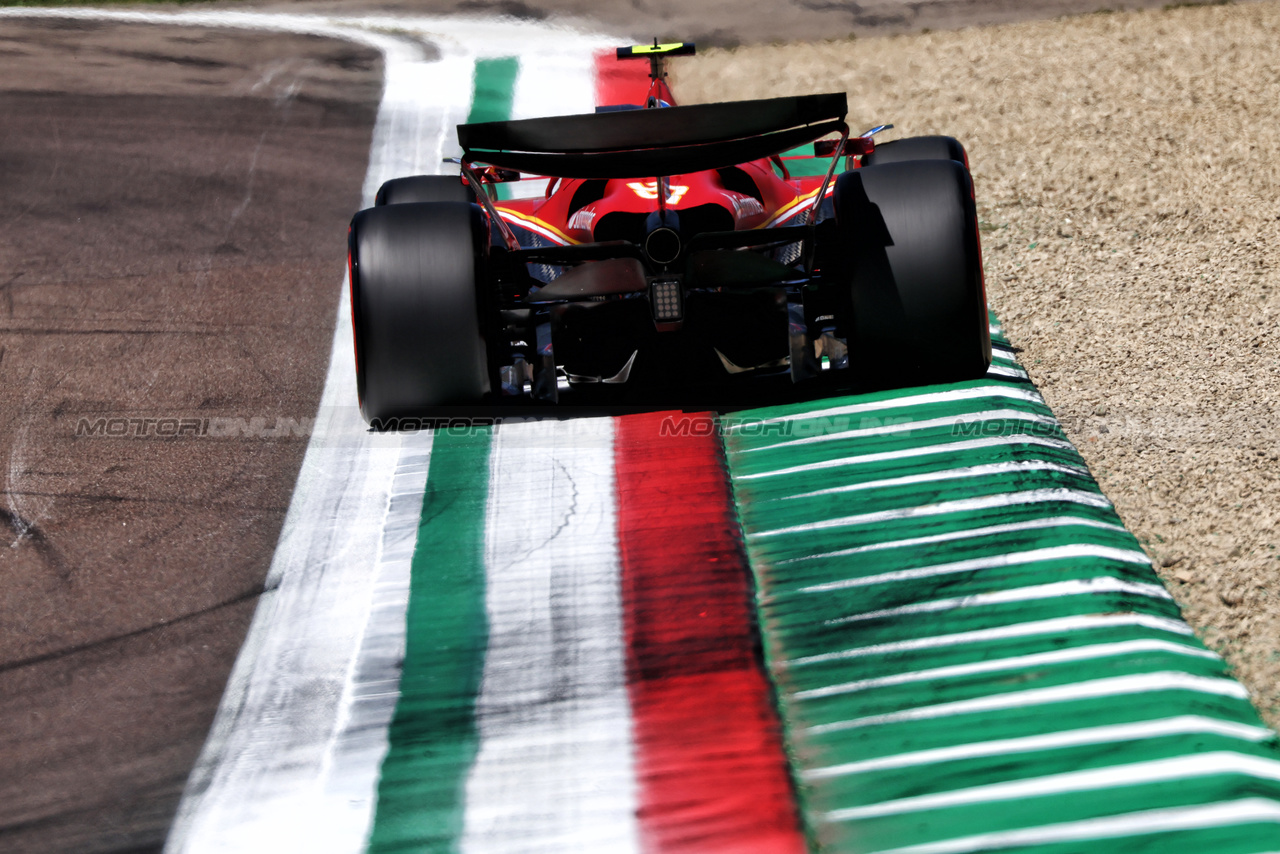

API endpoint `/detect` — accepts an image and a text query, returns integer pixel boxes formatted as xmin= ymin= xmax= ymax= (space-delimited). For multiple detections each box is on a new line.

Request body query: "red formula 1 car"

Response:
xmin=347 ymin=42 xmax=991 ymax=425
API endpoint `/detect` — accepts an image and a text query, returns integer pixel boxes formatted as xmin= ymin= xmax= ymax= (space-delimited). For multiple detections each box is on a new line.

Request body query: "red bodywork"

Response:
xmin=479 ymin=51 xmax=841 ymax=249
xmin=495 ymin=164 xmax=826 ymax=246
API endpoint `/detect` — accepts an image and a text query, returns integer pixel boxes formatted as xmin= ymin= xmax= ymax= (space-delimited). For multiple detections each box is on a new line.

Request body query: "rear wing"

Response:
xmin=457 ymin=93 xmax=848 ymax=179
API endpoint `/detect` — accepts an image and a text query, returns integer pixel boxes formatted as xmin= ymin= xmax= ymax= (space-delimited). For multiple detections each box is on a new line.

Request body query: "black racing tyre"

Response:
xmin=862 ymin=135 xmax=969 ymax=170
xmin=374 ymin=174 xmax=477 ymax=205
xmin=348 ymin=202 xmax=490 ymax=422
xmin=834 ymin=159 xmax=991 ymax=385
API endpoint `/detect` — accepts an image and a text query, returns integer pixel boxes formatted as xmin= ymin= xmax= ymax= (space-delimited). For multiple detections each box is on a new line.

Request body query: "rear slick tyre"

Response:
xmin=834 ymin=159 xmax=991 ymax=386
xmin=862 ymin=135 xmax=969 ymax=169
xmin=374 ymin=174 xmax=477 ymax=205
xmin=348 ymin=202 xmax=490 ymax=423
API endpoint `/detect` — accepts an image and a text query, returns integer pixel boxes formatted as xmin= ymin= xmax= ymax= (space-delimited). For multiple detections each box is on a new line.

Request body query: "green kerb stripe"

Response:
xmin=469 ymin=58 xmax=520 ymax=203
xmin=365 ymin=55 xmax=517 ymax=852
xmin=366 ymin=428 xmax=493 ymax=854
xmin=723 ymin=313 xmax=1280 ymax=852
xmin=467 ymin=57 xmax=519 ymax=125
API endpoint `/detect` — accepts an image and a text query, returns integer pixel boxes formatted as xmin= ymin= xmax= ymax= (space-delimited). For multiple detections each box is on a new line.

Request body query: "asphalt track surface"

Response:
xmin=0 ymin=20 xmax=381 ymax=853
xmin=0 ymin=2 xmax=1248 ymax=853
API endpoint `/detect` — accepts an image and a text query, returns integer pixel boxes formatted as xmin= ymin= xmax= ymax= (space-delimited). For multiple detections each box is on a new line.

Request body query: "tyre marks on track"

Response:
xmin=363 ymin=414 xmax=807 ymax=852
xmin=389 ymin=421 xmax=644 ymax=854
xmin=457 ymin=420 xmax=639 ymax=854
xmin=366 ymin=427 xmax=490 ymax=854
xmin=614 ymin=413 xmax=806 ymax=854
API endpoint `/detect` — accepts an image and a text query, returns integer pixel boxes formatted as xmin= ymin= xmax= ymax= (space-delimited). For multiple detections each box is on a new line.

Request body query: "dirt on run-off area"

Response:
xmin=676 ymin=1 xmax=1280 ymax=725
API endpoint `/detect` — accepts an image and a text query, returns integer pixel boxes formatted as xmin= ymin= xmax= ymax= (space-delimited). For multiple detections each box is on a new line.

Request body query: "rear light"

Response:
xmin=650 ymin=278 xmax=683 ymax=322
xmin=814 ymin=137 xmax=875 ymax=158
xmin=846 ymin=136 xmax=875 ymax=157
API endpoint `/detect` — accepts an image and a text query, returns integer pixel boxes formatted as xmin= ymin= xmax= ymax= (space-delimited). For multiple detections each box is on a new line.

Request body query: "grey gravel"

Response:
xmin=675 ymin=1 xmax=1280 ymax=727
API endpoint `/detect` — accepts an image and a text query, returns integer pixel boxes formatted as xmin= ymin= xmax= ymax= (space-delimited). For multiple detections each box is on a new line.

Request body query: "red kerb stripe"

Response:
xmin=614 ymin=411 xmax=806 ymax=854
xmin=594 ymin=48 xmax=651 ymax=108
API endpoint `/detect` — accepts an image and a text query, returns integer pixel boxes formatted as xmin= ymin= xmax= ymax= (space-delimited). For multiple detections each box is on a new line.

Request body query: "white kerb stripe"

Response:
xmin=739 ymin=408 xmax=1058 ymax=454
xmin=511 ymin=43 xmax=598 ymax=120
xmin=797 ymin=544 xmax=1152 ymax=595
xmin=986 ymin=364 xmax=1029 ymax=379
xmin=826 ymin=752 xmax=1280 ymax=823
xmin=786 ymin=460 xmax=1090 ymax=501
xmin=733 ymin=434 xmax=1079 ymax=481
xmin=812 ymin=576 xmax=1170 ymax=628
xmin=751 ymin=488 xmax=1114 ymax=540
xmin=501 ymin=41 xmax=601 ymax=199
xmin=726 ymin=384 xmax=1045 ymax=430
xmin=461 ymin=418 xmax=640 ymax=854
xmin=794 ymin=639 xmax=1216 ymax=700
xmin=785 ymin=613 xmax=1195 ymax=668
xmin=822 ymin=578 xmax=1171 ymax=628
xmin=873 ymin=799 xmax=1280 ymax=854
xmin=805 ymin=716 xmax=1272 ymax=780
xmin=782 ymin=515 xmax=1126 ymax=564
xmin=807 ymin=672 xmax=1249 ymax=737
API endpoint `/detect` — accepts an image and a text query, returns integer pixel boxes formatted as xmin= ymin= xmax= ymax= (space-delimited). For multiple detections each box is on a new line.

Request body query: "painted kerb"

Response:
xmin=722 ymin=315 xmax=1280 ymax=853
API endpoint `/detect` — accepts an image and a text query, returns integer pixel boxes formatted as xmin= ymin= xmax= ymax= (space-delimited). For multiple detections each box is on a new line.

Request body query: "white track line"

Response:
xmin=317 ymin=431 xmax=434 ymax=845
xmin=987 ymin=364 xmax=1029 ymax=379
xmin=465 ymin=104 xmax=632 ymax=854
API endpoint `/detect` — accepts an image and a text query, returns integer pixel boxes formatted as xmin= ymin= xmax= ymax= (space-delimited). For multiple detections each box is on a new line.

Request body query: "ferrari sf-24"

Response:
xmin=347 ymin=42 xmax=991 ymax=424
